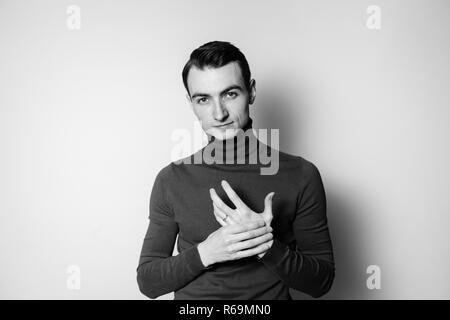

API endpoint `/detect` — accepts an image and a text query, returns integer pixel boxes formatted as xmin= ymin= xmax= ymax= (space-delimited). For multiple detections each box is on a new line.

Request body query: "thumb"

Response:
xmin=263 ymin=192 xmax=275 ymax=215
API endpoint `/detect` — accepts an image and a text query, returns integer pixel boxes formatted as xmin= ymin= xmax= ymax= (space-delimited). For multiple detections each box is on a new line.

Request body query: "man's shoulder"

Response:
xmin=153 ymin=162 xmax=177 ymax=183
xmin=278 ymin=149 xmax=321 ymax=176
xmin=275 ymin=151 xmax=325 ymax=195
xmin=153 ymin=157 xmax=193 ymax=182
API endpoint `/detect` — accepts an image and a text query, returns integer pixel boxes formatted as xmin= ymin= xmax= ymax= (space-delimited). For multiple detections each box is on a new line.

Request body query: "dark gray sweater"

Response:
xmin=136 ymin=119 xmax=335 ymax=299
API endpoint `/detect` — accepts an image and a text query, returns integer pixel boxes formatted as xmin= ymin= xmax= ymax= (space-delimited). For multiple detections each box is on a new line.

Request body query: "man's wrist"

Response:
xmin=197 ymin=242 xmax=212 ymax=268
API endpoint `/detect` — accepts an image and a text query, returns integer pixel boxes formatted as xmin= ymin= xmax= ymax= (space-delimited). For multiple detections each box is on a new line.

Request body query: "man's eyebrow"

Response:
xmin=191 ymin=85 xmax=243 ymax=99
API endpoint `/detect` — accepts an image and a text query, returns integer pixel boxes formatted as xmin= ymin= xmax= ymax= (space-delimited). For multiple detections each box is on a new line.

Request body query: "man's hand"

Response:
xmin=209 ymin=180 xmax=275 ymax=258
xmin=197 ymin=220 xmax=273 ymax=268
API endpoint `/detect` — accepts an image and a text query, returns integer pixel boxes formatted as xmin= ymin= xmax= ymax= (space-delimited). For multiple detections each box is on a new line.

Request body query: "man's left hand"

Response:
xmin=209 ymin=180 xmax=275 ymax=258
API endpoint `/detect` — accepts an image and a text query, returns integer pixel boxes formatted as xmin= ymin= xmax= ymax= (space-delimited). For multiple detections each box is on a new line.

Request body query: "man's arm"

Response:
xmin=210 ymin=165 xmax=335 ymax=298
xmin=258 ymin=163 xmax=335 ymax=298
xmin=136 ymin=170 xmax=207 ymax=299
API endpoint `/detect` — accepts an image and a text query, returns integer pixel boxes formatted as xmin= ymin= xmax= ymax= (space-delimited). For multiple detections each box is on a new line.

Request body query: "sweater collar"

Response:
xmin=205 ymin=117 xmax=259 ymax=163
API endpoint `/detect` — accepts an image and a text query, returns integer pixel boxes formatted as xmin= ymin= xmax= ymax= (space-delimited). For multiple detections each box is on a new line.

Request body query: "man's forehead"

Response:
xmin=187 ymin=62 xmax=245 ymax=95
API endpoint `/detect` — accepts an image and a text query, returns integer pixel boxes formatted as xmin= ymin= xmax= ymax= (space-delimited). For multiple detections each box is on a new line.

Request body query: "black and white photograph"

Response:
xmin=1 ymin=0 xmax=449 ymax=305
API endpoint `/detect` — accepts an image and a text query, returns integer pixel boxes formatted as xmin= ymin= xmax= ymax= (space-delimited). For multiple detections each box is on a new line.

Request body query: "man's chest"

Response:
xmin=166 ymin=166 xmax=299 ymax=244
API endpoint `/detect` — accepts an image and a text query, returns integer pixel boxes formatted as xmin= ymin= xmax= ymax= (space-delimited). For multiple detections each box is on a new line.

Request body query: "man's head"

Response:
xmin=182 ymin=41 xmax=256 ymax=140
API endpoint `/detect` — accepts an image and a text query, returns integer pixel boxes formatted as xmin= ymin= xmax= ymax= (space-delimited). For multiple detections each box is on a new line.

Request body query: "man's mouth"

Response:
xmin=215 ymin=122 xmax=233 ymax=128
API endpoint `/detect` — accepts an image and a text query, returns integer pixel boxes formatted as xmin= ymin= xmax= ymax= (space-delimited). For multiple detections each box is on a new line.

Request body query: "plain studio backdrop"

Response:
xmin=1 ymin=0 xmax=449 ymax=300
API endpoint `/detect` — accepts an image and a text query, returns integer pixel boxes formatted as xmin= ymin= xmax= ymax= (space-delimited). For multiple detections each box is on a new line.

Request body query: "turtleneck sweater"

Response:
xmin=136 ymin=118 xmax=335 ymax=299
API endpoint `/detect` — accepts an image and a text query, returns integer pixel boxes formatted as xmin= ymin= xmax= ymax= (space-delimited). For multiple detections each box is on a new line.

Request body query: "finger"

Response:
xmin=214 ymin=213 xmax=227 ymax=227
xmin=227 ymin=220 xmax=266 ymax=234
xmin=229 ymin=225 xmax=272 ymax=243
xmin=213 ymin=202 xmax=227 ymax=220
xmin=213 ymin=207 xmax=227 ymax=225
xmin=209 ymin=188 xmax=234 ymax=216
xmin=221 ymin=180 xmax=249 ymax=212
xmin=263 ymin=192 xmax=275 ymax=213
xmin=211 ymin=188 xmax=241 ymax=223
xmin=214 ymin=204 xmax=237 ymax=226
xmin=262 ymin=192 xmax=275 ymax=222
xmin=215 ymin=202 xmax=241 ymax=225
xmin=233 ymin=242 xmax=272 ymax=260
xmin=228 ymin=233 xmax=273 ymax=254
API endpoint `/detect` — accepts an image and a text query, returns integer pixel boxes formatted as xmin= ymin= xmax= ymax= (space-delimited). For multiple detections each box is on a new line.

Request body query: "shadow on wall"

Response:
xmin=320 ymin=190 xmax=373 ymax=300
xmin=256 ymin=77 xmax=372 ymax=300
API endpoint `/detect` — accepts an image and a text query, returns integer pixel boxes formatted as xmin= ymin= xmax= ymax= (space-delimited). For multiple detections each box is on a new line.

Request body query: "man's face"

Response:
xmin=186 ymin=62 xmax=256 ymax=140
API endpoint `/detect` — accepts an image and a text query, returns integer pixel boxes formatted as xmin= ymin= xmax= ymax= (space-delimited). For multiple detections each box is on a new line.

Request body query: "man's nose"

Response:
xmin=212 ymin=100 xmax=229 ymax=121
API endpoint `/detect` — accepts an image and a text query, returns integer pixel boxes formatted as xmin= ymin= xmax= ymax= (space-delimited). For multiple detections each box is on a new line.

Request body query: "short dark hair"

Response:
xmin=182 ymin=41 xmax=251 ymax=96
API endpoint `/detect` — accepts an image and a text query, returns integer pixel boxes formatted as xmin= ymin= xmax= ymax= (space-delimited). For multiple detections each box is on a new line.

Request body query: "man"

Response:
xmin=136 ymin=41 xmax=335 ymax=299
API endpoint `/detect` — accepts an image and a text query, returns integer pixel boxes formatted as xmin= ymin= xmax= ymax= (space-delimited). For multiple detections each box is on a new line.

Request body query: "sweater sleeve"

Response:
xmin=136 ymin=169 xmax=207 ymax=299
xmin=259 ymin=162 xmax=335 ymax=298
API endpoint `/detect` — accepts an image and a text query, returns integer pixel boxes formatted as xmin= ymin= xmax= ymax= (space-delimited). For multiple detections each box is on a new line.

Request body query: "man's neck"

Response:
xmin=204 ymin=118 xmax=259 ymax=164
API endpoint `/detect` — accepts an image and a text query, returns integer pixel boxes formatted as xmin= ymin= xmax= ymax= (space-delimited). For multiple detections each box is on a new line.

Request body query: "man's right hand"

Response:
xmin=197 ymin=220 xmax=273 ymax=268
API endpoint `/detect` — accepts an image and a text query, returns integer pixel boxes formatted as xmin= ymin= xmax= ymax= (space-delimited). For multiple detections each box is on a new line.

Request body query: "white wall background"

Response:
xmin=1 ymin=0 xmax=449 ymax=299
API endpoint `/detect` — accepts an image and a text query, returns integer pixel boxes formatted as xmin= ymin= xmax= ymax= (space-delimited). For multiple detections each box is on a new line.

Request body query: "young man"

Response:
xmin=136 ymin=41 xmax=335 ymax=300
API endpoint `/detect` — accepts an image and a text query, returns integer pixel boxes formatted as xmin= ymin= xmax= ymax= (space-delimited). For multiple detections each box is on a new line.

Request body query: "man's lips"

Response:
xmin=214 ymin=122 xmax=233 ymax=128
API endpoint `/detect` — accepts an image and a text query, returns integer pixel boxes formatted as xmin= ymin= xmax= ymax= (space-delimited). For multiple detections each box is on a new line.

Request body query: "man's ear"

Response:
xmin=248 ymin=79 xmax=256 ymax=105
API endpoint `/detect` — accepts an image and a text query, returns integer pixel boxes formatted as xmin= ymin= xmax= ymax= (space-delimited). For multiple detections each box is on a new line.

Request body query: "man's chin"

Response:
xmin=207 ymin=128 xmax=239 ymax=141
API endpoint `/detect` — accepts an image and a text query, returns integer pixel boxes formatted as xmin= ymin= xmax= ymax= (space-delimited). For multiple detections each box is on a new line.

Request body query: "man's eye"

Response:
xmin=197 ymin=98 xmax=208 ymax=104
xmin=226 ymin=92 xmax=238 ymax=98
